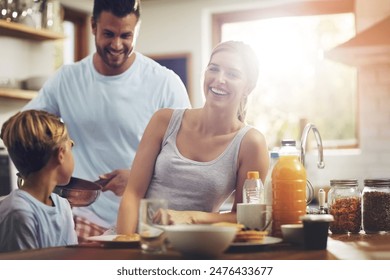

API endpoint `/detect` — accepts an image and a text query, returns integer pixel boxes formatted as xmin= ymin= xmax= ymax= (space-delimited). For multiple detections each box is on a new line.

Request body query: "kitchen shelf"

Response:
xmin=0 ymin=88 xmax=37 ymax=100
xmin=0 ymin=20 xmax=65 ymax=41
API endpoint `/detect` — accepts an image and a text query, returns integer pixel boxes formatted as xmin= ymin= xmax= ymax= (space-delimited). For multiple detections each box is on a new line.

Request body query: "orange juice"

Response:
xmin=271 ymin=143 xmax=306 ymax=237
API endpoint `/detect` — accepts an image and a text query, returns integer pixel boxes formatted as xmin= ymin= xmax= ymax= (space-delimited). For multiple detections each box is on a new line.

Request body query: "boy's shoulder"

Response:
xmin=0 ymin=190 xmax=35 ymax=215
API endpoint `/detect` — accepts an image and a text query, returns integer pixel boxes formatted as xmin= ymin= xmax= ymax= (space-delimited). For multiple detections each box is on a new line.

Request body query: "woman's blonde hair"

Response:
xmin=209 ymin=40 xmax=259 ymax=122
xmin=0 ymin=110 xmax=69 ymax=177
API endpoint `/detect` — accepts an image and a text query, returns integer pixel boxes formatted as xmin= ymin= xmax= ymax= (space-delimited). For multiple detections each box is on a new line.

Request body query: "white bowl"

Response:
xmin=281 ymin=224 xmax=304 ymax=245
xmin=23 ymin=76 xmax=50 ymax=91
xmin=164 ymin=224 xmax=237 ymax=257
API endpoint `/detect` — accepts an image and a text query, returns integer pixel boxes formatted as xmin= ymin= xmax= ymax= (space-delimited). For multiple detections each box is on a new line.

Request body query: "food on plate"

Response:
xmin=113 ymin=234 xmax=140 ymax=242
xmin=234 ymin=228 xmax=268 ymax=243
xmin=212 ymin=222 xmax=267 ymax=242
xmin=212 ymin=222 xmax=244 ymax=230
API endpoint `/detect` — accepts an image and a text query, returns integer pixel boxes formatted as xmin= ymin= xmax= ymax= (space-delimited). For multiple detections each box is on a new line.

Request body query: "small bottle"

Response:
xmin=243 ymin=171 xmax=264 ymax=204
xmin=272 ymin=139 xmax=307 ymax=237
xmin=318 ymin=188 xmax=327 ymax=214
xmin=328 ymin=179 xmax=361 ymax=234
xmin=362 ymin=179 xmax=390 ymax=233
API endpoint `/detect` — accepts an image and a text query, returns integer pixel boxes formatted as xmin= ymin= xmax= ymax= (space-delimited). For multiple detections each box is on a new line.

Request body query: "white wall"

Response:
xmin=137 ymin=0 xmax=295 ymax=107
xmin=1 ymin=0 xmax=390 ymax=193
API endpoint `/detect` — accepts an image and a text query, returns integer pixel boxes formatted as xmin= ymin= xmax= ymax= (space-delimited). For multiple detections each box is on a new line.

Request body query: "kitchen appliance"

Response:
xmin=0 ymin=147 xmax=12 ymax=197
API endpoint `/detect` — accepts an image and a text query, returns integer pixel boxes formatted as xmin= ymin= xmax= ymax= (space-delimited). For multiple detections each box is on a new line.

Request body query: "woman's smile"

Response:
xmin=210 ymin=87 xmax=229 ymax=96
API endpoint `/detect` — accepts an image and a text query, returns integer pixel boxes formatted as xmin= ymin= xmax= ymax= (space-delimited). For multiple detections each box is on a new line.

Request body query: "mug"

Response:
xmin=237 ymin=203 xmax=272 ymax=230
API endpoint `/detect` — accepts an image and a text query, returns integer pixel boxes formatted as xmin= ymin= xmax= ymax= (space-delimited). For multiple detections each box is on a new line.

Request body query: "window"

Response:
xmin=63 ymin=7 xmax=89 ymax=62
xmin=213 ymin=1 xmax=357 ymax=150
xmin=63 ymin=21 xmax=75 ymax=64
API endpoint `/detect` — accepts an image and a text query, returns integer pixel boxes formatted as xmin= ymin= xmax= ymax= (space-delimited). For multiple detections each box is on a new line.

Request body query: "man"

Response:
xmin=24 ymin=0 xmax=191 ymax=242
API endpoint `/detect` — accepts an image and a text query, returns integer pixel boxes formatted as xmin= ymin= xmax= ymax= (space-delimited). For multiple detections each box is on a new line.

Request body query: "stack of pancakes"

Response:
xmin=213 ymin=222 xmax=268 ymax=243
xmin=234 ymin=228 xmax=268 ymax=243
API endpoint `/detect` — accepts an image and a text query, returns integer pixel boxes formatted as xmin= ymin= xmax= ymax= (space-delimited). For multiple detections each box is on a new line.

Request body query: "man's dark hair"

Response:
xmin=92 ymin=0 xmax=141 ymax=21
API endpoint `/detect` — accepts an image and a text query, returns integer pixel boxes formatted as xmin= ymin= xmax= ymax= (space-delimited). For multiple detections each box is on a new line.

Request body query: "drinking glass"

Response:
xmin=138 ymin=198 xmax=168 ymax=254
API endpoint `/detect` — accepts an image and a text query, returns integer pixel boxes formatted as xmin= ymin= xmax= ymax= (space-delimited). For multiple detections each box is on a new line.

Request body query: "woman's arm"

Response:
xmin=233 ymin=128 xmax=269 ymax=211
xmin=116 ymin=109 xmax=174 ymax=234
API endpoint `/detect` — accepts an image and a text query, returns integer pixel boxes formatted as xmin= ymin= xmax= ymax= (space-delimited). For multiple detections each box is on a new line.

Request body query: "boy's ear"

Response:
xmin=56 ymin=146 xmax=66 ymax=164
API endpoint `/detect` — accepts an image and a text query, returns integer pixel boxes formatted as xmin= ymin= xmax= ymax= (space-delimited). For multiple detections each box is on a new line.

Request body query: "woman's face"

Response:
xmin=204 ymin=50 xmax=249 ymax=110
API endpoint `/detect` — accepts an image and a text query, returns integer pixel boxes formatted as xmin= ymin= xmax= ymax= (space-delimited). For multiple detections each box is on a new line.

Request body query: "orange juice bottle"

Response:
xmin=271 ymin=139 xmax=307 ymax=237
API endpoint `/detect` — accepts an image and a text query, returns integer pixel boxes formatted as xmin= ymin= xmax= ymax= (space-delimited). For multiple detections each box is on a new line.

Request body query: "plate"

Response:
xmin=86 ymin=234 xmax=140 ymax=247
xmin=230 ymin=236 xmax=282 ymax=247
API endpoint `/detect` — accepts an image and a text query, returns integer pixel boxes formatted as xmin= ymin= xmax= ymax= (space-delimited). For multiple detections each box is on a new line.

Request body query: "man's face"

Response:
xmin=92 ymin=11 xmax=139 ymax=75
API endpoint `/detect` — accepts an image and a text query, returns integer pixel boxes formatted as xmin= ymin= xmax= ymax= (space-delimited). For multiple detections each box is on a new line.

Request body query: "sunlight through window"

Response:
xmin=222 ymin=13 xmax=356 ymax=149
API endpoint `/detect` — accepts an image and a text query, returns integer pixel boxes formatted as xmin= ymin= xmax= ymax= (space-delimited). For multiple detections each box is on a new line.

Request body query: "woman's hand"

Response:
xmin=167 ymin=210 xmax=195 ymax=225
xmin=167 ymin=210 xmax=237 ymax=225
xmin=98 ymin=169 xmax=130 ymax=196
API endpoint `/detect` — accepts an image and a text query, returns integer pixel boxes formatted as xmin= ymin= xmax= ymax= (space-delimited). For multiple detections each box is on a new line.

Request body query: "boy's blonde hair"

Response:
xmin=0 ymin=110 xmax=69 ymax=177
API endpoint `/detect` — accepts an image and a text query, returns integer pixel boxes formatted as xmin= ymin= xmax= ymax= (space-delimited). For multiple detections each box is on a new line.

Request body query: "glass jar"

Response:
xmin=362 ymin=179 xmax=390 ymax=233
xmin=327 ymin=179 xmax=361 ymax=234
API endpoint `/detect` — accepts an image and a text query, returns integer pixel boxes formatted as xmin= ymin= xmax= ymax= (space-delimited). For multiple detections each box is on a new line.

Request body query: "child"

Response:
xmin=0 ymin=110 xmax=78 ymax=252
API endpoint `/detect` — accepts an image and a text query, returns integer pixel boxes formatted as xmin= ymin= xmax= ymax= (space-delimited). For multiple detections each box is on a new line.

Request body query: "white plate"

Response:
xmin=230 ymin=236 xmax=282 ymax=247
xmin=86 ymin=234 xmax=140 ymax=245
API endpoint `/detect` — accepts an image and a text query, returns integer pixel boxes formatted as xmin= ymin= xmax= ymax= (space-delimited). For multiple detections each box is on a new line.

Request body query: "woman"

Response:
xmin=117 ymin=41 xmax=269 ymax=234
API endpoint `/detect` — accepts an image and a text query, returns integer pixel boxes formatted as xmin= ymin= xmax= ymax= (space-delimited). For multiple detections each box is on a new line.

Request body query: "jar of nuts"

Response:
xmin=327 ymin=179 xmax=361 ymax=234
xmin=362 ymin=179 xmax=390 ymax=233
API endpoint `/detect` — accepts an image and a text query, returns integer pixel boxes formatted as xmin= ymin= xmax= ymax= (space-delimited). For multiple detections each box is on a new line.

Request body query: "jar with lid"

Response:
xmin=327 ymin=179 xmax=361 ymax=234
xmin=362 ymin=179 xmax=390 ymax=233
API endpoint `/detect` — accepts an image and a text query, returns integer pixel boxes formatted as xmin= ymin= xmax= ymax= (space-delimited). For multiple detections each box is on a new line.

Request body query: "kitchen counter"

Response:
xmin=0 ymin=232 xmax=389 ymax=260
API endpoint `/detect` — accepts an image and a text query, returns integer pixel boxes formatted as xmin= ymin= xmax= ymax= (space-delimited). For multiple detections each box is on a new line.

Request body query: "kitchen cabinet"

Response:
xmin=0 ymin=88 xmax=37 ymax=100
xmin=0 ymin=20 xmax=64 ymax=100
xmin=326 ymin=16 xmax=390 ymax=66
xmin=0 ymin=20 xmax=64 ymax=41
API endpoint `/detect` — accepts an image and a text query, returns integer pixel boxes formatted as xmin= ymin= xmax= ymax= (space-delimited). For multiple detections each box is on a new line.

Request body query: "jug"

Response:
xmin=272 ymin=139 xmax=311 ymax=237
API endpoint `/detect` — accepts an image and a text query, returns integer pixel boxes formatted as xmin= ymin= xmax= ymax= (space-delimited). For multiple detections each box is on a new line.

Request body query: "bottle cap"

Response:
xmin=270 ymin=151 xmax=279 ymax=159
xmin=281 ymin=139 xmax=296 ymax=146
xmin=247 ymin=171 xmax=259 ymax=179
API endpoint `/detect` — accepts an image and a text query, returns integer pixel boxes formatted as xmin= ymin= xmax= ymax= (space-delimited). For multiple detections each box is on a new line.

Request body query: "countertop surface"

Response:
xmin=0 ymin=232 xmax=389 ymax=260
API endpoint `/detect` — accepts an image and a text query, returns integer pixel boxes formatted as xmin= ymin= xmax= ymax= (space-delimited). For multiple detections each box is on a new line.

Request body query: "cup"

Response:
xmin=237 ymin=203 xmax=272 ymax=230
xmin=300 ymin=214 xmax=334 ymax=250
xmin=138 ymin=198 xmax=168 ymax=254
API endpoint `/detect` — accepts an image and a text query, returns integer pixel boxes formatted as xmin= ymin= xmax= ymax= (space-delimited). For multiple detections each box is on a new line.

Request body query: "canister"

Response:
xmin=327 ymin=179 xmax=361 ymax=234
xmin=362 ymin=179 xmax=390 ymax=233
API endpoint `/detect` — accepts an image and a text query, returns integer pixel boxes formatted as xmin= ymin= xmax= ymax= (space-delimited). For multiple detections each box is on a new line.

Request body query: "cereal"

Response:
xmin=328 ymin=197 xmax=361 ymax=234
xmin=363 ymin=191 xmax=390 ymax=232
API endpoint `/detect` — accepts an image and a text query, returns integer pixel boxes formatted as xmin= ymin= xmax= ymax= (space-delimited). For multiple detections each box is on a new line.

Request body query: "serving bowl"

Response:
xmin=54 ymin=177 xmax=103 ymax=207
xmin=23 ymin=75 xmax=50 ymax=91
xmin=281 ymin=224 xmax=304 ymax=245
xmin=164 ymin=224 xmax=237 ymax=257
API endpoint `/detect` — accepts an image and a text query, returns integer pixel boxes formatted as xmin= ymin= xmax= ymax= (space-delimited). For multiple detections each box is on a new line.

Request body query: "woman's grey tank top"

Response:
xmin=145 ymin=109 xmax=252 ymax=212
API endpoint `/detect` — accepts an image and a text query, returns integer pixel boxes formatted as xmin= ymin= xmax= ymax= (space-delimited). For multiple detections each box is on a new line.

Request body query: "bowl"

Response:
xmin=281 ymin=224 xmax=304 ymax=245
xmin=23 ymin=75 xmax=50 ymax=91
xmin=54 ymin=177 xmax=103 ymax=207
xmin=164 ymin=224 xmax=237 ymax=257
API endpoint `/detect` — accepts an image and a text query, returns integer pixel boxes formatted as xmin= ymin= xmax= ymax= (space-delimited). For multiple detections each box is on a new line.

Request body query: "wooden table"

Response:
xmin=0 ymin=232 xmax=389 ymax=260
